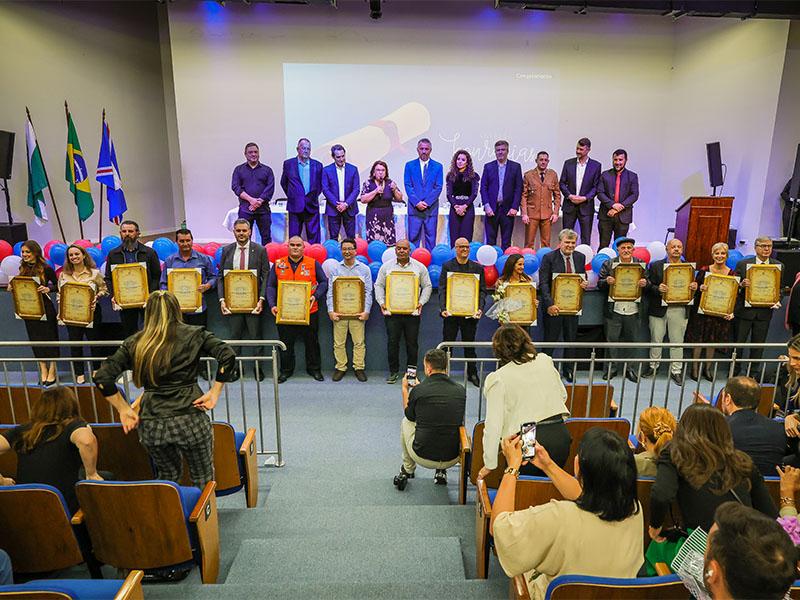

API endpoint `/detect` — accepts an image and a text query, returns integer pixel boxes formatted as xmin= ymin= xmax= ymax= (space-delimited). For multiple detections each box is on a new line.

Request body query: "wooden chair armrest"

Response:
xmin=239 ymin=428 xmax=257 ymax=455
xmin=240 ymin=428 xmax=259 ymax=508
xmin=654 ymin=562 xmax=671 ymax=576
xmin=114 ymin=570 xmax=144 ymax=600
xmin=509 ymin=574 xmax=531 ymax=600
xmin=71 ymin=509 xmax=84 ymax=525
xmin=190 ymin=481 xmax=217 ymax=522
xmin=190 ymin=481 xmax=219 ymax=584
xmin=475 ymin=478 xmax=492 ymax=579
xmin=477 ymin=478 xmax=492 ymax=519
xmin=459 ymin=426 xmax=471 ymax=456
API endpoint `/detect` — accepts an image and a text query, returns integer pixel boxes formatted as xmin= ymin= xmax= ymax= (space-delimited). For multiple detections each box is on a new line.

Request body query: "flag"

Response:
xmin=25 ymin=118 xmax=49 ymax=225
xmin=65 ymin=111 xmax=94 ymax=221
xmin=96 ymin=116 xmax=127 ymax=224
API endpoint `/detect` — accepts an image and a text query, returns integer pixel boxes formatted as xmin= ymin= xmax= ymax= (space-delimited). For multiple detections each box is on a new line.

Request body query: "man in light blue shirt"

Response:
xmin=326 ymin=238 xmax=373 ymax=382
xmin=160 ymin=228 xmax=217 ymax=329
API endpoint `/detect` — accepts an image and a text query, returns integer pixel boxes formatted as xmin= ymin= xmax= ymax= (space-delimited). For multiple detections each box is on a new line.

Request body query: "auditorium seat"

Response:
xmin=90 ymin=423 xmax=155 ymax=481
xmin=458 ymin=421 xmax=506 ymax=506
xmin=0 ymin=425 xmax=15 ymax=478
xmin=564 ymin=418 xmax=631 ymax=475
xmin=475 ymin=476 xmax=562 ymax=579
xmin=0 ymin=384 xmax=121 ymax=424
xmin=758 ymin=384 xmax=778 ymax=417
xmin=0 ymin=570 xmax=143 ymax=600
xmin=764 ymin=476 xmax=780 ymax=508
xmin=565 ymin=383 xmax=616 ymax=418
xmin=0 ymin=484 xmax=87 ymax=575
xmin=75 ymin=480 xmax=220 ymax=584
xmin=536 ymin=573 xmax=685 ymax=600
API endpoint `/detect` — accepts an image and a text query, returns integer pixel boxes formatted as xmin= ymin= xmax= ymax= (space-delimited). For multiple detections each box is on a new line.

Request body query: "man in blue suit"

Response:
xmin=404 ymin=138 xmax=443 ymax=250
xmin=321 ymin=144 xmax=360 ymax=241
xmin=559 ymin=137 xmax=602 ymax=246
xmin=280 ymin=138 xmax=324 ymax=244
xmin=480 ymin=140 xmax=523 ymax=250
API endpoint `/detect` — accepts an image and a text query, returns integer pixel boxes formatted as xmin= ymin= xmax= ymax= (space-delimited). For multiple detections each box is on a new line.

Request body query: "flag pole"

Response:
xmin=65 ymin=101 xmax=84 ymax=239
xmin=98 ymin=109 xmax=105 ymax=241
xmin=26 ymin=106 xmax=66 ymax=242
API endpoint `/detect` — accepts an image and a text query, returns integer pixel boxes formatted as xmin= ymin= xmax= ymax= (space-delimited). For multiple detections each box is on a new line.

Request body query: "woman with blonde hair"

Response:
xmin=634 ymin=406 xmax=676 ymax=476
xmin=94 ymin=291 xmax=236 ymax=488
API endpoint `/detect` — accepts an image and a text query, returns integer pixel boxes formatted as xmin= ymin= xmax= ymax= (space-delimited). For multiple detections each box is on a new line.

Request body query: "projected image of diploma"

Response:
xmin=385 ymin=271 xmax=419 ymax=314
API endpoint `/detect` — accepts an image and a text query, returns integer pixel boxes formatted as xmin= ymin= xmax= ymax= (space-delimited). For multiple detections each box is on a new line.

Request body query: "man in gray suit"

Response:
xmin=218 ymin=218 xmax=270 ymax=379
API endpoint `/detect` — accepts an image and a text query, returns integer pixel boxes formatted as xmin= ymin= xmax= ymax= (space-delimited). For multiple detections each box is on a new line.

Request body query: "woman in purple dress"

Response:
xmin=446 ymin=149 xmax=479 ymax=245
xmin=360 ymin=160 xmax=404 ymax=245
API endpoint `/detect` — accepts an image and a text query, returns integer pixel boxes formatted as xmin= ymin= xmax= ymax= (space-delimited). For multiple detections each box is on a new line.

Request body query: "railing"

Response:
xmin=436 ymin=341 xmax=790 ymax=424
xmin=0 ymin=339 xmax=287 ymax=467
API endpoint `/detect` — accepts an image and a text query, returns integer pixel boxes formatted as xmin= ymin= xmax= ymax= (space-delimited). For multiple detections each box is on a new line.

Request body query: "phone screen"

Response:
xmin=520 ymin=421 xmax=537 ymax=460
xmin=406 ymin=367 xmax=417 ymax=386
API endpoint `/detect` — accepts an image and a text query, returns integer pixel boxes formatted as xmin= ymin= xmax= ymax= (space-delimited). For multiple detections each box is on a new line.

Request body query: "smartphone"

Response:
xmin=406 ymin=367 xmax=417 ymax=387
xmin=520 ymin=421 xmax=537 ymax=460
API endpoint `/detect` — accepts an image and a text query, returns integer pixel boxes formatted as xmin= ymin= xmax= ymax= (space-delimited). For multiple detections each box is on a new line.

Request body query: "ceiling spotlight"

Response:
xmin=369 ymin=0 xmax=382 ymax=19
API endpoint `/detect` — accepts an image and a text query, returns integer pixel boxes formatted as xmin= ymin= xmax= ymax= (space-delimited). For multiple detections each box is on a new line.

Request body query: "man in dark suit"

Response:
xmin=734 ymin=236 xmax=784 ymax=375
xmin=321 ymin=144 xmax=360 ymax=241
xmin=480 ymin=140 xmax=523 ymax=250
xmin=280 ymin=138 xmax=323 ymax=244
xmin=780 ymin=178 xmax=799 ymax=240
xmin=597 ymin=149 xmax=639 ymax=249
xmin=218 ymin=219 xmax=270 ymax=379
xmin=538 ymin=228 xmax=588 ymax=382
xmin=559 ymin=137 xmax=601 ymax=246
xmin=404 ymin=138 xmax=443 ymax=250
xmin=645 ymin=238 xmax=697 ymax=386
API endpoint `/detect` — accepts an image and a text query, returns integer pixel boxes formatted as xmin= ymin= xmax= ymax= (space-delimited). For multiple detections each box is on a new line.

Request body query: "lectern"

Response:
xmin=674 ymin=196 xmax=733 ymax=268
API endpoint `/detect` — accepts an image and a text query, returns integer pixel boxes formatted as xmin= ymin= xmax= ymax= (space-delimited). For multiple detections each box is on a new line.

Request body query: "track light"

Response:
xmin=369 ymin=0 xmax=381 ymax=19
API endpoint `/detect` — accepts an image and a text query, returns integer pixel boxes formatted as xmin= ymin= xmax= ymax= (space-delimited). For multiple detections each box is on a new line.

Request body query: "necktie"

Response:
xmin=540 ymin=171 xmax=545 ymax=183
xmin=422 ymin=161 xmax=427 ymax=186
xmin=239 ymin=246 xmax=245 ymax=270
xmin=565 ymin=256 xmax=572 ymax=274
xmin=614 ymin=171 xmax=622 ymax=204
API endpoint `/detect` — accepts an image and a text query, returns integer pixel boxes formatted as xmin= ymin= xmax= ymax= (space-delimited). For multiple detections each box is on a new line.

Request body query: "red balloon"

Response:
xmin=204 ymin=242 xmax=220 ymax=256
xmin=504 ymin=246 xmax=522 ymax=256
xmin=43 ymin=240 xmax=62 ymax=258
xmin=265 ymin=242 xmax=282 ymax=263
xmin=0 ymin=240 xmax=12 ymax=261
xmin=484 ymin=265 xmax=499 ymax=288
xmin=632 ymin=247 xmax=651 ymax=264
xmin=520 ymin=248 xmax=535 ymax=255
xmin=307 ymin=243 xmax=327 ymax=263
xmin=277 ymin=243 xmax=289 ymax=259
xmin=355 ymin=237 xmax=369 ymax=257
xmin=55 ymin=266 xmax=63 ymax=278
xmin=411 ymin=248 xmax=432 ymax=267
xmin=585 ymin=263 xmax=592 ymax=271
xmin=192 ymin=243 xmax=206 ymax=255
xmin=73 ymin=239 xmax=93 ymax=249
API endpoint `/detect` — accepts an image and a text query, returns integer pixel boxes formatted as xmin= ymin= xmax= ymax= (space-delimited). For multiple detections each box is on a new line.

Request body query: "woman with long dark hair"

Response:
xmin=490 ymin=428 xmax=642 ymax=599
xmin=360 ymin=160 xmax=404 ymax=245
xmin=9 ymin=240 xmax=59 ymax=384
xmin=445 ymin=149 xmax=479 ymax=245
xmin=94 ymin=291 xmax=236 ymax=488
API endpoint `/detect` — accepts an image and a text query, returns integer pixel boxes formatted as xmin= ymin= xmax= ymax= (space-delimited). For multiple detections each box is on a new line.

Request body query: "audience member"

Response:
xmin=231 ymin=141 xmax=275 ymax=244
xmin=784 ymin=334 xmax=800 ymax=435
xmin=491 ymin=429 xmax=642 ymax=600
xmin=776 ymin=464 xmax=800 ymax=517
xmin=404 ymin=138 xmax=443 ymax=250
xmin=393 ymin=349 xmax=466 ymax=490
xmin=280 ymin=137 xmax=323 ymax=243
xmin=445 ymin=150 xmax=480 ymax=244
xmin=520 ymin=151 xmax=560 ymax=249
xmin=703 ymin=502 xmax=796 ymax=600
xmin=0 ymin=549 xmax=11 ymax=585
xmin=787 ymin=272 xmax=800 ymax=336
xmin=321 ymin=144 xmax=360 ymax=241
xmin=95 ymin=291 xmax=236 ymax=489
xmin=478 ymin=325 xmax=570 ymax=480
xmin=0 ymin=386 xmax=101 ymax=514
xmin=160 ymin=228 xmax=217 ymax=329
xmin=634 ymin=406 xmax=676 ymax=477
xmin=360 ymin=160 xmax=404 ymax=245
xmin=649 ymin=404 xmax=777 ymax=539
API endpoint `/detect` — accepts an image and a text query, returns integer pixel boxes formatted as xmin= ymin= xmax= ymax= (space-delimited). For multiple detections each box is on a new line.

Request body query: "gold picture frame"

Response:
xmin=385 ymin=271 xmax=419 ymax=315
xmin=167 ymin=268 xmax=202 ymax=313
xmin=276 ymin=280 xmax=311 ymax=325
xmin=610 ymin=263 xmax=644 ymax=302
xmin=11 ymin=276 xmax=45 ymax=320
xmin=445 ymin=272 xmax=480 ymax=317
xmin=58 ymin=282 xmax=95 ymax=326
xmin=332 ymin=276 xmax=365 ymax=319
xmin=110 ymin=263 xmax=149 ymax=308
xmin=224 ymin=270 xmax=258 ymax=313
xmin=552 ymin=273 xmax=584 ymax=315
xmin=663 ymin=262 xmax=695 ymax=305
xmin=745 ymin=263 xmax=781 ymax=308
xmin=699 ymin=273 xmax=739 ymax=318
xmin=505 ymin=282 xmax=537 ymax=325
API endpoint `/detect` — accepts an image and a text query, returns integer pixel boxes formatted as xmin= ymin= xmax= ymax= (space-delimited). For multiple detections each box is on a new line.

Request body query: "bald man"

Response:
xmin=645 ymin=238 xmax=697 ymax=385
xmin=438 ymin=238 xmax=486 ymax=387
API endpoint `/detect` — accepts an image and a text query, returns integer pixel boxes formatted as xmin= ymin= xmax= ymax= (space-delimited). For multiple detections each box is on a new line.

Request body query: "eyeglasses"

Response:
xmin=755 ymin=244 xmax=773 ymax=248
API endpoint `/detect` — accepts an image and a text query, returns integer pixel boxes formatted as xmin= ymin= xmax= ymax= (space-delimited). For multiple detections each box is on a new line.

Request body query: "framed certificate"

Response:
xmin=332 ymin=276 xmax=365 ymax=319
xmin=552 ymin=273 xmax=584 ymax=315
xmin=111 ymin=263 xmax=149 ymax=308
xmin=445 ymin=272 xmax=479 ymax=317
xmin=505 ymin=283 xmax=537 ymax=325
xmin=276 ymin=280 xmax=311 ymax=325
xmin=58 ymin=282 xmax=95 ymax=326
xmin=663 ymin=262 xmax=695 ymax=305
xmin=11 ymin=276 xmax=45 ymax=320
xmin=385 ymin=271 xmax=419 ymax=314
xmin=610 ymin=263 xmax=644 ymax=302
xmin=224 ymin=270 xmax=258 ymax=313
xmin=745 ymin=263 xmax=781 ymax=308
xmin=167 ymin=268 xmax=202 ymax=313
xmin=699 ymin=273 xmax=739 ymax=318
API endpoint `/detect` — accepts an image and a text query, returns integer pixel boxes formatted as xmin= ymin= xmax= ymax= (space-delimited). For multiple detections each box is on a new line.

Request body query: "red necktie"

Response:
xmin=565 ymin=256 xmax=572 ymax=273
xmin=614 ymin=171 xmax=622 ymax=203
xmin=239 ymin=247 xmax=245 ymax=270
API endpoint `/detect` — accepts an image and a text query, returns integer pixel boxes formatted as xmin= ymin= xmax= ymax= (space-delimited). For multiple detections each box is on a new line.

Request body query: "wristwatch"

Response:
xmin=503 ymin=466 xmax=520 ymax=478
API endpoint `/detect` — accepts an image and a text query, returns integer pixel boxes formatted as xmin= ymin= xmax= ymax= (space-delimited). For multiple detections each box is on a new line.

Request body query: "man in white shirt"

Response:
xmin=321 ymin=144 xmax=360 ymax=241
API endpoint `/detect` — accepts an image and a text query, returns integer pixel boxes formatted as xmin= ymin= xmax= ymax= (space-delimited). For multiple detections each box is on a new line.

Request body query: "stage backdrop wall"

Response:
xmin=165 ymin=2 xmax=794 ymax=250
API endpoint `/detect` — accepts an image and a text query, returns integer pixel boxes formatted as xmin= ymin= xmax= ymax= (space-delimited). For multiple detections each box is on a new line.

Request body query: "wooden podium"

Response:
xmin=674 ymin=196 xmax=733 ymax=268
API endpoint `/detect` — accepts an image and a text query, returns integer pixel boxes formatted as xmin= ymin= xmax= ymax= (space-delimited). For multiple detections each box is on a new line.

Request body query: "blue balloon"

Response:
xmin=493 ymin=245 xmax=503 ymax=259
xmin=469 ymin=241 xmax=482 ymax=261
xmin=523 ymin=254 xmax=540 ymax=275
xmin=49 ymin=243 xmax=68 ymax=266
xmin=152 ymin=237 xmax=174 ymax=261
xmin=428 ymin=265 xmax=442 ymax=288
xmin=536 ymin=247 xmax=550 ymax=262
xmin=495 ymin=254 xmax=509 ymax=273
xmin=369 ymin=261 xmax=382 ymax=282
xmin=214 ymin=246 xmax=224 ymax=266
xmin=591 ymin=253 xmax=610 ymax=274
xmin=726 ymin=249 xmax=744 ymax=270
xmin=323 ymin=240 xmax=342 ymax=261
xmin=86 ymin=247 xmax=103 ymax=266
xmin=368 ymin=240 xmax=387 ymax=263
xmin=101 ymin=235 xmax=121 ymax=255
xmin=431 ymin=244 xmax=453 ymax=266
xmin=408 ymin=241 xmax=417 ymax=252
xmin=12 ymin=241 xmax=24 ymax=256
xmin=355 ymin=255 xmax=369 ymax=265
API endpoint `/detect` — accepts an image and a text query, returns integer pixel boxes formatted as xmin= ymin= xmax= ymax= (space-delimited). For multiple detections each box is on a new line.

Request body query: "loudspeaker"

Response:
xmin=790 ymin=143 xmax=800 ymax=200
xmin=706 ymin=141 xmax=723 ymax=188
xmin=0 ymin=222 xmax=28 ymax=246
xmin=0 ymin=131 xmax=14 ymax=180
xmin=776 ymin=249 xmax=800 ymax=288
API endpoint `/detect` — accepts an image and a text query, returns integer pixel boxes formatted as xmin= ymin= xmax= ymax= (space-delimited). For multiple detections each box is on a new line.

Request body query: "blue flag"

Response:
xmin=95 ymin=117 xmax=127 ymax=224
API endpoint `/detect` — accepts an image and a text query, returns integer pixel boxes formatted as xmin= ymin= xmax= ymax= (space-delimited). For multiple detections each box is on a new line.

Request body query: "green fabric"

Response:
xmin=65 ymin=112 xmax=94 ymax=221
xmin=25 ymin=120 xmax=49 ymax=224
xmin=644 ymin=531 xmax=690 ymax=576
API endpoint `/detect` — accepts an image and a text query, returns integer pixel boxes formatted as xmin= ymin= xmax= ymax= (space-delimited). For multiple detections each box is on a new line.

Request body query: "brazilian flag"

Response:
xmin=65 ymin=111 xmax=94 ymax=221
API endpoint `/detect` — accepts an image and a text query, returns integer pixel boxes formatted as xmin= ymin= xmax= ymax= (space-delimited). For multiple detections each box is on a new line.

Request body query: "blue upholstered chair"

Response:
xmin=0 ymin=570 xmax=143 ymax=600
xmin=209 ymin=422 xmax=259 ymax=508
xmin=540 ymin=574 xmax=685 ymax=600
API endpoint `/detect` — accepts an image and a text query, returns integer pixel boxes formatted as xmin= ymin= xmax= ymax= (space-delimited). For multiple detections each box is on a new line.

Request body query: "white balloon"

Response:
xmin=647 ymin=241 xmax=667 ymax=263
xmin=381 ymin=247 xmax=395 ymax=264
xmin=531 ymin=272 xmax=539 ymax=286
xmin=476 ymin=245 xmax=497 ymax=267
xmin=145 ymin=240 xmax=154 ymax=247
xmin=574 ymin=244 xmax=594 ymax=262
xmin=1 ymin=255 xmax=22 ymax=277
xmin=98 ymin=261 xmax=106 ymax=274
xmin=0 ymin=271 xmax=8 ymax=286
xmin=598 ymin=247 xmax=617 ymax=258
xmin=322 ymin=258 xmax=338 ymax=278
xmin=586 ymin=271 xmax=599 ymax=289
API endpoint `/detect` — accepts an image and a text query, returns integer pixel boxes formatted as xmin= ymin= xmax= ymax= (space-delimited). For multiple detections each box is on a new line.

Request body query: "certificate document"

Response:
xmin=445 ymin=272 xmax=479 ymax=317
xmin=385 ymin=271 xmax=419 ymax=314
xmin=745 ymin=263 xmax=781 ymax=307
xmin=552 ymin=273 xmax=584 ymax=315
xmin=699 ymin=274 xmax=738 ymax=318
xmin=11 ymin=276 xmax=45 ymax=320
xmin=167 ymin=268 xmax=202 ymax=313
xmin=663 ymin=263 xmax=695 ymax=305
xmin=111 ymin=263 xmax=149 ymax=308
xmin=276 ymin=280 xmax=311 ymax=325
xmin=224 ymin=270 xmax=258 ymax=313
xmin=610 ymin=263 xmax=644 ymax=302
xmin=332 ymin=276 xmax=365 ymax=319
xmin=505 ymin=283 xmax=537 ymax=325
xmin=59 ymin=282 xmax=95 ymax=326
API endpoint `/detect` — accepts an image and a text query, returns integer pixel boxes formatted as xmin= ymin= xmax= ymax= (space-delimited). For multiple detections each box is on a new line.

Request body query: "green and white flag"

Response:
xmin=26 ymin=118 xmax=49 ymax=225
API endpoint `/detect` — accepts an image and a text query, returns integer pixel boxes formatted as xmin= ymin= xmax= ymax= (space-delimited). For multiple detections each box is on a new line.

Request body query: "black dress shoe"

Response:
xmin=625 ymin=369 xmax=640 ymax=384
xmin=277 ymin=373 xmax=291 ymax=384
xmin=309 ymin=371 xmax=324 ymax=382
xmin=354 ymin=370 xmax=367 ymax=382
xmin=561 ymin=370 xmax=574 ymax=383
xmin=434 ymin=469 xmax=448 ymax=485
xmin=642 ymin=366 xmax=658 ymax=379
xmin=602 ymin=369 xmax=618 ymax=381
xmin=670 ymin=372 xmax=684 ymax=386
xmin=332 ymin=369 xmax=346 ymax=382
xmin=468 ymin=373 xmax=481 ymax=388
